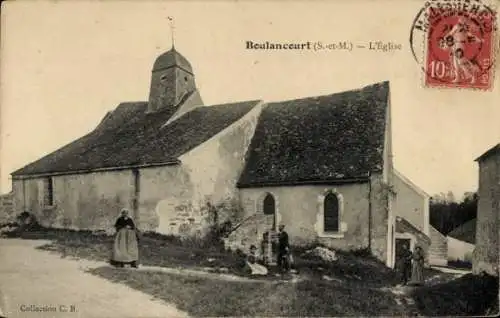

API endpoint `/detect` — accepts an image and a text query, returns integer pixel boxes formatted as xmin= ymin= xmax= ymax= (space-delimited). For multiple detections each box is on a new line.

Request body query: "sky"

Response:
xmin=1 ymin=0 xmax=499 ymax=199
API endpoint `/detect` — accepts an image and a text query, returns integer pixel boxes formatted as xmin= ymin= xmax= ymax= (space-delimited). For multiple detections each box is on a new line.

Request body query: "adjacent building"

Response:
xmin=472 ymin=143 xmax=500 ymax=276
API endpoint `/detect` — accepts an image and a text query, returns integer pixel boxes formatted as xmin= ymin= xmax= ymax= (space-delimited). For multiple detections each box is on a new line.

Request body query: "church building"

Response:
xmin=10 ymin=45 xmax=431 ymax=268
xmin=472 ymin=143 xmax=499 ymax=276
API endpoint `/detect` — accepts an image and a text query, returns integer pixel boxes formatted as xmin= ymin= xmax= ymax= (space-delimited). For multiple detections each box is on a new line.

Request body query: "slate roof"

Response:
xmin=153 ymin=47 xmax=193 ymax=74
xmin=396 ymin=216 xmax=432 ymax=245
xmin=447 ymin=218 xmax=476 ymax=244
xmin=12 ymin=100 xmax=260 ymax=177
xmin=237 ymin=81 xmax=390 ymax=187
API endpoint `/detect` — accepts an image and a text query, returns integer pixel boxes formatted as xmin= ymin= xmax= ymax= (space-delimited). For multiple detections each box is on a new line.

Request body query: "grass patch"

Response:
xmin=412 ymin=273 xmax=499 ymax=316
xmin=88 ymin=266 xmax=404 ymax=317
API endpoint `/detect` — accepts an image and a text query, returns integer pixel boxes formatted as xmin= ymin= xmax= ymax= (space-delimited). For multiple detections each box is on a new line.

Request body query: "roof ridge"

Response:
xmin=267 ymin=81 xmax=389 ymax=105
xmin=475 ymin=142 xmax=500 ymax=162
xmin=393 ymin=169 xmax=430 ymax=198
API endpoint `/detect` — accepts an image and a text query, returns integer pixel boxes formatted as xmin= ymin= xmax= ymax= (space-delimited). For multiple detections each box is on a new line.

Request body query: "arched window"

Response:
xmin=263 ymin=193 xmax=275 ymax=215
xmin=324 ymin=192 xmax=339 ymax=232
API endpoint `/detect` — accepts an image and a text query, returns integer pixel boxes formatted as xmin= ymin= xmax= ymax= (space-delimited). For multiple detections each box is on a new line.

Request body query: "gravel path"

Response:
xmin=0 ymin=239 xmax=188 ymax=318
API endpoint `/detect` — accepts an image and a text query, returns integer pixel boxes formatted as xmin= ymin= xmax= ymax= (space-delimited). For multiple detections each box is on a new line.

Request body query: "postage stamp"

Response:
xmin=410 ymin=0 xmax=497 ymax=90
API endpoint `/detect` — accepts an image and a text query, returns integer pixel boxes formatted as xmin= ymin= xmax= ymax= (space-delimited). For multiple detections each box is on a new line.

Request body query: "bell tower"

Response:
xmin=147 ymin=46 xmax=197 ymax=113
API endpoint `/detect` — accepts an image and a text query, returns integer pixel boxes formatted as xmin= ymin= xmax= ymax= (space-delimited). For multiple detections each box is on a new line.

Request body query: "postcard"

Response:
xmin=0 ymin=0 xmax=499 ymax=317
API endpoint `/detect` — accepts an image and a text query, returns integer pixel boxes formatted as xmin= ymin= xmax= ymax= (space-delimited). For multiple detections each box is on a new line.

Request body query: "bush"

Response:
xmin=17 ymin=211 xmax=41 ymax=229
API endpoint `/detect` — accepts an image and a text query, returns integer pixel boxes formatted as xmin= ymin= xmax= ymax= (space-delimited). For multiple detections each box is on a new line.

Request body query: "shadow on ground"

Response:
xmin=412 ymin=273 xmax=499 ymax=316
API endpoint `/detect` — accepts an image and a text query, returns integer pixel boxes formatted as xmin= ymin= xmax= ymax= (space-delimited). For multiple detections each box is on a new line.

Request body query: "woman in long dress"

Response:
xmin=110 ymin=209 xmax=139 ymax=268
xmin=409 ymin=246 xmax=425 ymax=286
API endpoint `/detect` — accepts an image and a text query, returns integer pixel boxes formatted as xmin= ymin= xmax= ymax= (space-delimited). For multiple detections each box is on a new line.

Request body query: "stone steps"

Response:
xmin=223 ymin=214 xmax=274 ymax=252
xmin=428 ymin=226 xmax=448 ymax=262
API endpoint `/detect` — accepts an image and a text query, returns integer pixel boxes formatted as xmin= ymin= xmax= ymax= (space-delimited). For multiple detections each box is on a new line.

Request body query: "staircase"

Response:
xmin=428 ymin=225 xmax=448 ymax=266
xmin=223 ymin=214 xmax=274 ymax=253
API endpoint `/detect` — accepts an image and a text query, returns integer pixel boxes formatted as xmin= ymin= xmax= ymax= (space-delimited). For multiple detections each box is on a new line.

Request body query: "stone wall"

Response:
xmin=392 ymin=172 xmax=428 ymax=234
xmin=369 ymin=174 xmax=392 ymax=265
xmin=473 ymin=153 xmax=500 ymax=276
xmin=138 ymin=165 xmax=196 ymax=235
xmin=239 ymin=182 xmax=372 ymax=252
xmin=0 ymin=192 xmax=14 ymax=224
xmin=172 ymin=103 xmax=263 ymax=223
xmin=12 ymin=170 xmax=135 ymax=230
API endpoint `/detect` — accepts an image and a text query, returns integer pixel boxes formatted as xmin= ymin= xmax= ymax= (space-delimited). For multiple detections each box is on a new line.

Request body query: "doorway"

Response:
xmin=395 ymin=238 xmax=411 ymax=261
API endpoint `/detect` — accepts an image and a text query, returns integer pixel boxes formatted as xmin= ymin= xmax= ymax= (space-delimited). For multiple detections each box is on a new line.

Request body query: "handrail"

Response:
xmin=223 ymin=214 xmax=267 ymax=238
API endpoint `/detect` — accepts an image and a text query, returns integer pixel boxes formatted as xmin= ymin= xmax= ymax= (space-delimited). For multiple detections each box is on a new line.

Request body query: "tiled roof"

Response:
xmin=153 ymin=47 xmax=193 ymax=74
xmin=396 ymin=216 xmax=431 ymax=245
xmin=475 ymin=143 xmax=500 ymax=162
xmin=237 ymin=81 xmax=390 ymax=187
xmin=12 ymin=100 xmax=260 ymax=177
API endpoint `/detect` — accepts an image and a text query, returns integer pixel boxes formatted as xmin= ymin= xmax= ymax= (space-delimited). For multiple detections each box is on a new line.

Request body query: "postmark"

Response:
xmin=410 ymin=0 xmax=497 ymax=90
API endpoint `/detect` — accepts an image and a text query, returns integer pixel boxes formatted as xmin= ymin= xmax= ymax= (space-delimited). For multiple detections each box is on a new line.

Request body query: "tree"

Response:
xmin=430 ymin=191 xmax=477 ymax=235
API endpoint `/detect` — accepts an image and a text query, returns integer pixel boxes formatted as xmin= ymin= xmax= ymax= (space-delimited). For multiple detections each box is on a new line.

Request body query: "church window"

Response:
xmin=43 ymin=177 xmax=54 ymax=206
xmin=317 ymin=189 xmax=344 ymax=238
xmin=263 ymin=193 xmax=275 ymax=215
xmin=324 ymin=192 xmax=339 ymax=232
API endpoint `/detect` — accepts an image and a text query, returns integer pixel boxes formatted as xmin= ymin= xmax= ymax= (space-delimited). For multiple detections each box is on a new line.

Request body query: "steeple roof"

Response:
xmin=152 ymin=47 xmax=193 ymax=74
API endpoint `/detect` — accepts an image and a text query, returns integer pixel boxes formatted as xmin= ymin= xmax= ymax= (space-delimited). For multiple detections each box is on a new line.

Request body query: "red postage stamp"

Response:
xmin=421 ymin=2 xmax=496 ymax=90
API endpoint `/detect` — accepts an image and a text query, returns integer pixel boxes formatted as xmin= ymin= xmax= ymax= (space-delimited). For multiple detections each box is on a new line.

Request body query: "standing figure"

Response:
xmin=277 ymin=224 xmax=290 ymax=274
xmin=396 ymin=244 xmax=413 ymax=286
xmin=409 ymin=246 xmax=425 ymax=286
xmin=110 ymin=209 xmax=139 ymax=268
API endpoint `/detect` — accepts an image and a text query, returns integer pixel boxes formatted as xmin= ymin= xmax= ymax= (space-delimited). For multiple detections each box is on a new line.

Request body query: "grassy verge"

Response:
xmin=3 ymin=226 xmax=245 ymax=272
xmin=88 ymin=266 xmax=404 ymax=317
xmin=412 ymin=273 xmax=499 ymax=316
xmin=3 ymin=226 xmax=402 ymax=287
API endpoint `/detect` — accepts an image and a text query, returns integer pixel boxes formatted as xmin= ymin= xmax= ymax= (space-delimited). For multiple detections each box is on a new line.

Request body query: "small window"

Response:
xmin=160 ymin=74 xmax=167 ymax=81
xmin=43 ymin=177 xmax=54 ymax=206
xmin=324 ymin=192 xmax=339 ymax=232
xmin=263 ymin=193 xmax=275 ymax=215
